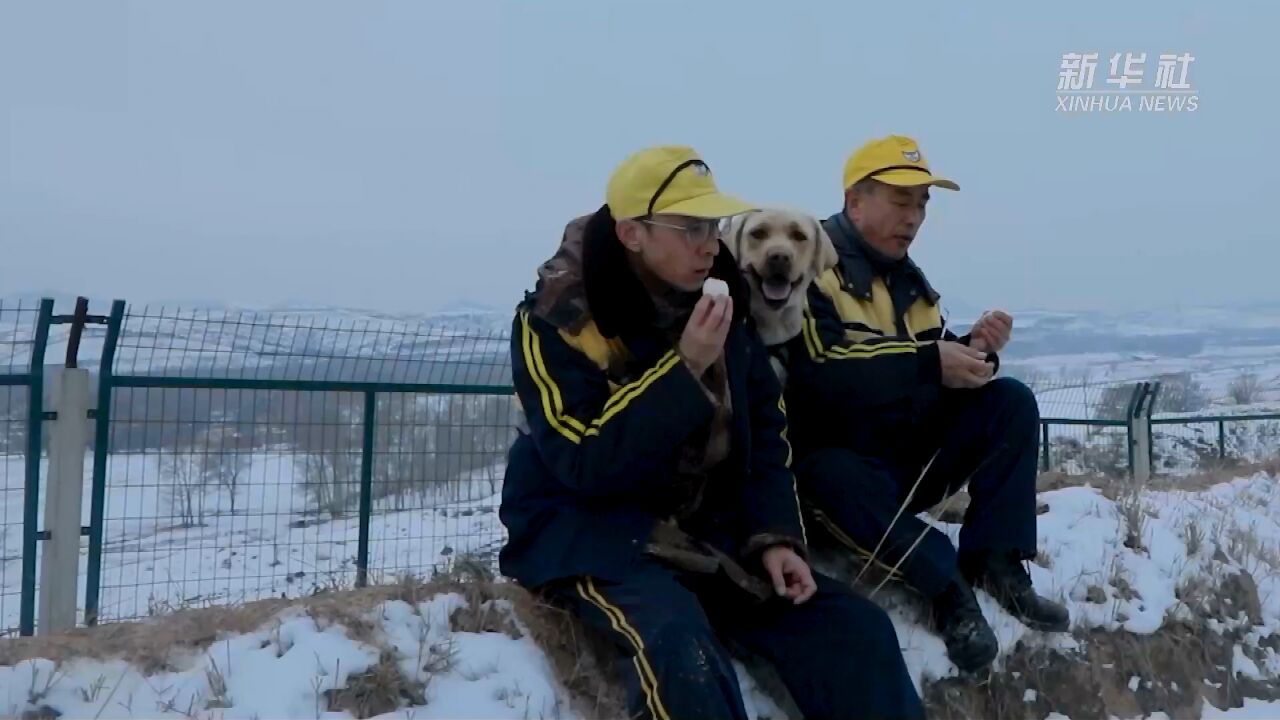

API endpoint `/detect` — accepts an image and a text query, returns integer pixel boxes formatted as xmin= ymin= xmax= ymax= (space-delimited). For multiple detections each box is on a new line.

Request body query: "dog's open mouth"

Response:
xmin=750 ymin=268 xmax=802 ymax=309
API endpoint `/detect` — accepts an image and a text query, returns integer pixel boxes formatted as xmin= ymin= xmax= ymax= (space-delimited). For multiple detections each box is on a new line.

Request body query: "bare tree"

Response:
xmin=1153 ymin=372 xmax=1210 ymax=414
xmin=207 ymin=448 xmax=249 ymax=515
xmin=299 ymin=446 xmax=360 ymax=517
xmin=373 ymin=395 xmax=435 ymax=509
xmin=1228 ymin=371 xmax=1264 ymax=406
xmin=293 ymin=392 xmax=363 ymax=517
xmin=160 ymin=450 xmax=208 ymax=527
xmin=1094 ymin=382 xmax=1139 ymax=422
xmin=197 ymin=425 xmax=251 ymax=515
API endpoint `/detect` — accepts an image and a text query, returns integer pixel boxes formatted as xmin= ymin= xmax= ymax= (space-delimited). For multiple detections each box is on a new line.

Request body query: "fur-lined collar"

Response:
xmin=529 ymin=205 xmax=749 ymax=338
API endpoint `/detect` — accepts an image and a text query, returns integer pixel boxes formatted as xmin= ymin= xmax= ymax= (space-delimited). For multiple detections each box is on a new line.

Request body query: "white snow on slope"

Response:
xmin=1 ymin=594 xmax=568 ymax=720
xmin=2 ymin=473 xmax=1279 ymax=718
xmin=0 ymin=592 xmax=783 ymax=720
xmin=859 ymin=471 xmax=1280 ymax=714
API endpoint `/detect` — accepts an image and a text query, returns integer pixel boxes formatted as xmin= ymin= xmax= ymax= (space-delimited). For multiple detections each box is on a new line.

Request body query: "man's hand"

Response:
xmin=939 ymin=341 xmax=994 ymax=389
xmin=968 ymin=310 xmax=1013 ymax=354
xmin=761 ymin=546 xmax=817 ymax=605
xmin=679 ymin=294 xmax=733 ymax=377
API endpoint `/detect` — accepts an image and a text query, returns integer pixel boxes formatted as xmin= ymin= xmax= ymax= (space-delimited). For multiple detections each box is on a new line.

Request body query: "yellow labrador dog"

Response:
xmin=723 ymin=208 xmax=838 ymax=383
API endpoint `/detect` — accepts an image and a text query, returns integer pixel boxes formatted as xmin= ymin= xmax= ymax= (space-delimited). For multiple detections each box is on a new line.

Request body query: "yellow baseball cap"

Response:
xmin=606 ymin=145 xmax=757 ymax=219
xmin=842 ymin=135 xmax=960 ymax=191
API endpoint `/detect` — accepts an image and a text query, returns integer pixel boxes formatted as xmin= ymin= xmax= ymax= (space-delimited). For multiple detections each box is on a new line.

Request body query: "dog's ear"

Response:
xmin=812 ymin=218 xmax=839 ymax=275
xmin=723 ymin=211 xmax=754 ymax=265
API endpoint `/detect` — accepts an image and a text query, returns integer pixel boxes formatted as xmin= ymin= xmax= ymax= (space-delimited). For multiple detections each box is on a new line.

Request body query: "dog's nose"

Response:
xmin=765 ymin=252 xmax=791 ymax=274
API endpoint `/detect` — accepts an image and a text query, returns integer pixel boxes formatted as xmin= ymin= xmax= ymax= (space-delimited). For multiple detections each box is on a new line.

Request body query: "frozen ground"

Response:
xmin=1 ymin=452 xmax=505 ymax=634
xmin=1 ymin=470 xmax=1278 ymax=718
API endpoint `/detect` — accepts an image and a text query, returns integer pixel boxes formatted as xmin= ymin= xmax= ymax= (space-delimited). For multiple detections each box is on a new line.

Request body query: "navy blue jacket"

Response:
xmin=499 ymin=206 xmax=808 ymax=590
xmin=781 ymin=211 xmax=996 ymax=461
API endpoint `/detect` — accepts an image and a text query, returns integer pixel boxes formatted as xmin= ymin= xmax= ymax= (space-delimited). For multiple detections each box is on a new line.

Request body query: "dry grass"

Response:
xmin=1185 ymin=517 xmax=1206 ymax=556
xmin=0 ymin=575 xmax=470 ymax=675
xmin=1037 ymin=453 xmax=1280 ymax=500
xmin=926 ymin=586 xmax=1280 ymax=720
xmin=325 ymin=651 xmax=425 ymax=718
xmin=0 ymin=599 xmax=297 ymax=674
xmin=1115 ymin=483 xmax=1152 ymax=553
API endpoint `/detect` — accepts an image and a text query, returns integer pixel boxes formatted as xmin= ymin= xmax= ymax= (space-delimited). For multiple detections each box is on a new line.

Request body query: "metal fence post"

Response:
xmin=84 ymin=301 xmax=125 ymax=626
xmin=1145 ymin=382 xmax=1161 ymax=475
xmin=1040 ymin=421 xmax=1050 ymax=472
xmin=38 ymin=367 xmax=93 ymax=635
xmin=1131 ymin=383 xmax=1155 ymax=484
xmin=1218 ymin=419 xmax=1226 ymax=461
xmin=356 ymin=391 xmax=375 ymax=587
xmin=19 ymin=299 xmax=54 ymax=636
xmin=1124 ymin=382 xmax=1145 ymax=479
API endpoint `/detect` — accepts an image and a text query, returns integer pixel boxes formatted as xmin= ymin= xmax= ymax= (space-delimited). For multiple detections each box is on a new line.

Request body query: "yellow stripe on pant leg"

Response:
xmin=579 ymin=578 xmax=672 ymax=720
xmin=577 ymin=580 xmax=665 ymax=720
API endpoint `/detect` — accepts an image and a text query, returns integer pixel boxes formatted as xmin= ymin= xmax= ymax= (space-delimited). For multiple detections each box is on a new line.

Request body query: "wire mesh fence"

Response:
xmin=0 ymin=385 xmax=30 ymax=638
xmin=92 ymin=388 xmax=516 ymax=623
xmin=367 ymin=391 xmax=513 ymax=583
xmin=1041 ymin=421 xmax=1132 ymax=477
xmin=1005 ymin=365 xmax=1141 ymax=423
xmin=0 ymin=300 xmax=46 ymax=637
xmin=1152 ymin=414 xmax=1280 ymax=475
xmin=87 ymin=305 xmax=517 ymax=623
xmin=110 ymin=305 xmax=511 ymax=386
xmin=1012 ymin=371 xmax=1142 ymax=476
xmin=4 ymin=295 xmax=1279 ymax=633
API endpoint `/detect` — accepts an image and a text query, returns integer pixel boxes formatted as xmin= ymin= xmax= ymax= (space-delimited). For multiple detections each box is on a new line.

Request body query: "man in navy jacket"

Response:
xmin=500 ymin=145 xmax=924 ymax=720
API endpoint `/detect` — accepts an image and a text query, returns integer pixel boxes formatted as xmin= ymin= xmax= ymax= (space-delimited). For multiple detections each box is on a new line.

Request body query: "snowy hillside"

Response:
xmin=2 ymin=471 xmax=1280 ymax=718
xmin=992 ymin=303 xmax=1280 ymax=413
xmin=0 ymin=297 xmax=513 ymax=382
xmin=4 ymin=297 xmax=1277 ymax=408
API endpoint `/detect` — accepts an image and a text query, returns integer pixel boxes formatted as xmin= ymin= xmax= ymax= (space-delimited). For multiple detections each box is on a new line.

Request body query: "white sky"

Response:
xmin=1 ymin=1 xmax=1272 ymax=316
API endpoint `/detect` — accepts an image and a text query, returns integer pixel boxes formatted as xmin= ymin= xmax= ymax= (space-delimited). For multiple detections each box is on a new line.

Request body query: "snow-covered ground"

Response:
xmin=0 ymin=594 xmax=567 ymax=720
xmin=2 ymin=470 xmax=1278 ymax=718
xmin=876 ymin=472 xmax=1280 ymax=691
xmin=0 ymin=452 xmax=506 ymax=635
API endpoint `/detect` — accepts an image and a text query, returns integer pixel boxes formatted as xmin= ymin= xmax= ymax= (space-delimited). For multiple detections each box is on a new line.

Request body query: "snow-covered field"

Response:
xmin=0 ymin=452 xmax=506 ymax=635
xmin=2 ymin=468 xmax=1279 ymax=718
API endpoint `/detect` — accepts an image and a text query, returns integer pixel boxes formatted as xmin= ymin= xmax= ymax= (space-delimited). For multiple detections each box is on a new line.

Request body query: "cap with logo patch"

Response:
xmin=841 ymin=135 xmax=960 ymax=192
xmin=606 ymin=145 xmax=757 ymax=220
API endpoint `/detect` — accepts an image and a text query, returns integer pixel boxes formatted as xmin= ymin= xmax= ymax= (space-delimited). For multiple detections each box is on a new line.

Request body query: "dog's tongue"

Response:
xmin=762 ymin=278 xmax=792 ymax=301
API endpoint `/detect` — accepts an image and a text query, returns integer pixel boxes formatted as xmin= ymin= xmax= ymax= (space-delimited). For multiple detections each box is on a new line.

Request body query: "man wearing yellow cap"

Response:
xmin=499 ymin=145 xmax=924 ymax=720
xmin=781 ymin=135 xmax=1069 ymax=674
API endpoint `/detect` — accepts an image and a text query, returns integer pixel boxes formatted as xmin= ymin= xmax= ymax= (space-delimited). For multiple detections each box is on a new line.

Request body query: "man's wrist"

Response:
xmin=678 ymin=352 xmax=707 ymax=379
xmin=917 ymin=341 xmax=942 ymax=385
xmin=743 ymin=533 xmax=808 ymax=564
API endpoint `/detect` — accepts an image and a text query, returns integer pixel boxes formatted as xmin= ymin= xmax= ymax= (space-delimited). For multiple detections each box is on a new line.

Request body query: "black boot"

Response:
xmin=930 ymin=577 xmax=998 ymax=673
xmin=960 ymin=550 xmax=1070 ymax=632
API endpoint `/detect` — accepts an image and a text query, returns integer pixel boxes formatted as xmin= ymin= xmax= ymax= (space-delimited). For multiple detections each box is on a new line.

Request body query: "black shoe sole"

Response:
xmin=975 ymin=583 xmax=1071 ymax=633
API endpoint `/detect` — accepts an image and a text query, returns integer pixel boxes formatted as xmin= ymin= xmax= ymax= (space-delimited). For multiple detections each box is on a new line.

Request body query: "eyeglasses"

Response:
xmin=639 ymin=217 xmax=721 ymax=246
